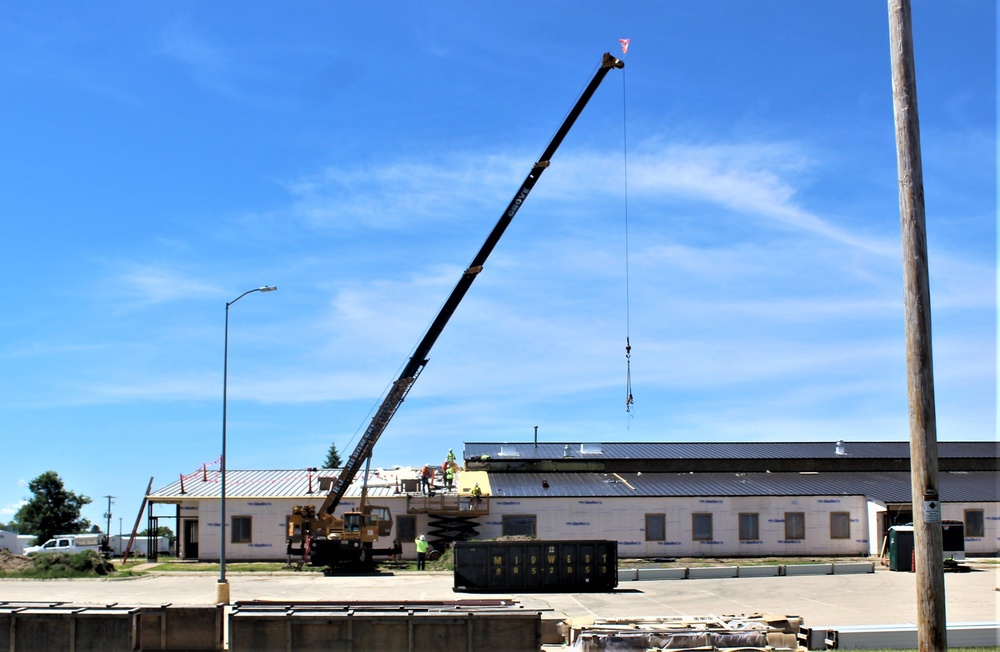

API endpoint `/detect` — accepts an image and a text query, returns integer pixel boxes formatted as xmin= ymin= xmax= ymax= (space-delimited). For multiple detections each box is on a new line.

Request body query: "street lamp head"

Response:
xmin=229 ymin=286 xmax=278 ymax=307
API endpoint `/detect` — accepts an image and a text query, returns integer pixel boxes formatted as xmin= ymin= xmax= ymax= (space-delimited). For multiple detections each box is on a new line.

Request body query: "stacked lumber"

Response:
xmin=562 ymin=613 xmax=808 ymax=651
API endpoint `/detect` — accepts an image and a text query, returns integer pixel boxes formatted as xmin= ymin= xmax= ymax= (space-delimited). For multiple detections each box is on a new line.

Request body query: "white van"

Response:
xmin=22 ymin=534 xmax=102 ymax=555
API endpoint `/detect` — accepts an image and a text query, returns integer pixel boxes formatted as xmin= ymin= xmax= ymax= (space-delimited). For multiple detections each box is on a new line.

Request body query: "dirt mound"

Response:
xmin=0 ymin=549 xmax=34 ymax=573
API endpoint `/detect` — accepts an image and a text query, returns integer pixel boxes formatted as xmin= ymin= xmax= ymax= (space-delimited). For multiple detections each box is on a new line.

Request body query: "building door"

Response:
xmin=881 ymin=505 xmax=913 ymax=557
xmin=183 ymin=520 xmax=199 ymax=559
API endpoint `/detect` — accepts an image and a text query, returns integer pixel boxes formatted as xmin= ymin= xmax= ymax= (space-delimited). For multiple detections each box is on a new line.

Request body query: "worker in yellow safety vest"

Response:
xmin=415 ymin=534 xmax=430 ymax=570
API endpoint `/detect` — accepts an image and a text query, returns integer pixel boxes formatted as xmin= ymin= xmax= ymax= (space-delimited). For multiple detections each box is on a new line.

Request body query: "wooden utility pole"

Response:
xmin=887 ymin=1 xmax=946 ymax=650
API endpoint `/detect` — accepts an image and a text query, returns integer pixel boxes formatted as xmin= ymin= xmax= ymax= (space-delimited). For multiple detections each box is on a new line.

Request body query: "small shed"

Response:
xmin=0 ymin=531 xmax=25 ymax=555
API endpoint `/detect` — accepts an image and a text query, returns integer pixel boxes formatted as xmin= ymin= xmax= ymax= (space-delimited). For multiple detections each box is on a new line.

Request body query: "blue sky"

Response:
xmin=0 ymin=1 xmax=994 ymax=535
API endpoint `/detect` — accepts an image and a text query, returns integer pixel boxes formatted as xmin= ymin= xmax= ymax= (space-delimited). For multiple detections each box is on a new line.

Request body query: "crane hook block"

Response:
xmin=465 ymin=265 xmax=484 ymax=276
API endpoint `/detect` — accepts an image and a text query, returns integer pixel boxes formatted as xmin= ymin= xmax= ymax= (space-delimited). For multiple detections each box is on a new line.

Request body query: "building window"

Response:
xmin=231 ymin=516 xmax=252 ymax=544
xmin=645 ymin=514 xmax=666 ymax=541
xmin=692 ymin=513 xmax=713 ymax=541
xmin=502 ymin=515 xmax=536 ymax=537
xmin=396 ymin=515 xmax=416 ymax=543
xmin=965 ymin=509 xmax=985 ymax=537
xmin=785 ymin=512 xmax=805 ymax=540
xmin=739 ymin=513 xmax=759 ymax=540
xmin=830 ymin=512 xmax=851 ymax=539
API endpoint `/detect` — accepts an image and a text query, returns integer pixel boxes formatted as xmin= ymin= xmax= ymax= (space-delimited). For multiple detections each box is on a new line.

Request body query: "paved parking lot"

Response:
xmin=2 ymin=564 xmax=997 ymax=631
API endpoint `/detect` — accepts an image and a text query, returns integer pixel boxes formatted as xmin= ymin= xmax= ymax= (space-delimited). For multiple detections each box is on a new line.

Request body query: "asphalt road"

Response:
xmin=1 ymin=564 xmax=997 ymax=631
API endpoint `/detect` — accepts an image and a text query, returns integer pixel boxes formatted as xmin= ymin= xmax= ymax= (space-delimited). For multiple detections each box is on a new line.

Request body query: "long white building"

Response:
xmin=146 ymin=440 xmax=998 ymax=562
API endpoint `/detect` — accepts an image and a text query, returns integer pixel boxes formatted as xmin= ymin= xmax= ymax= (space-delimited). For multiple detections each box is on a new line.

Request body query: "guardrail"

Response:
xmin=619 ymin=561 xmax=875 ymax=582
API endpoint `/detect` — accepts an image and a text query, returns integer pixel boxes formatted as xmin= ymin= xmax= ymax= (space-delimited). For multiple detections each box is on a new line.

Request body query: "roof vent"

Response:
xmin=497 ymin=446 xmax=520 ymax=457
xmin=835 ymin=440 xmax=846 ymax=456
xmin=563 ymin=444 xmax=572 ymax=458
xmin=580 ymin=443 xmax=603 ymax=455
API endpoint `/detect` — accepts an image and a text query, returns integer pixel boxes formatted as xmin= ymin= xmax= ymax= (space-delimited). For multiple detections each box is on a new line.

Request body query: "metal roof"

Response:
xmin=149 ymin=468 xmax=998 ymax=505
xmin=464 ymin=440 xmax=999 ymax=462
xmin=149 ymin=468 xmax=410 ymax=501
xmin=485 ymin=471 xmax=999 ymax=504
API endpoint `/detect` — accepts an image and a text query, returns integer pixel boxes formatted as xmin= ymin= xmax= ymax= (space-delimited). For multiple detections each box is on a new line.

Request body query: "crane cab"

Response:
xmin=286 ymin=503 xmax=399 ymax=568
xmin=341 ymin=504 xmax=392 ymax=542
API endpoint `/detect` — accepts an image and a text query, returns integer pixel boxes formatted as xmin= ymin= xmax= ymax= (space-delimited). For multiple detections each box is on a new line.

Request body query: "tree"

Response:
xmin=140 ymin=525 xmax=175 ymax=546
xmin=323 ymin=443 xmax=342 ymax=469
xmin=14 ymin=471 xmax=92 ymax=545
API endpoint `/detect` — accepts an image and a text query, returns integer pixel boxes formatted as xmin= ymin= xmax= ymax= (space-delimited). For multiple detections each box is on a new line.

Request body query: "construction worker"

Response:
xmin=444 ymin=465 xmax=455 ymax=490
xmin=446 ymin=448 xmax=456 ymax=465
xmin=470 ymin=482 xmax=482 ymax=509
xmin=420 ymin=464 xmax=434 ymax=495
xmin=415 ymin=534 xmax=429 ymax=570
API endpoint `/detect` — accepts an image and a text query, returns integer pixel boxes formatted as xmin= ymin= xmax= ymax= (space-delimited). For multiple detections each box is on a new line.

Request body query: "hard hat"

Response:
xmin=418 ymin=534 xmax=426 ymax=540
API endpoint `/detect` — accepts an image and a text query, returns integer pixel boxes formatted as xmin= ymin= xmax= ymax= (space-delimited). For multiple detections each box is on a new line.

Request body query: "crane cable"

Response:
xmin=621 ymin=63 xmax=634 ymax=414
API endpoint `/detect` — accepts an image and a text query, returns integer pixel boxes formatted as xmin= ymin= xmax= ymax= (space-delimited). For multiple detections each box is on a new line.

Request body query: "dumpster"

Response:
xmin=888 ymin=525 xmax=914 ymax=572
xmin=889 ymin=522 xmax=966 ymax=571
xmin=454 ymin=540 xmax=618 ymax=592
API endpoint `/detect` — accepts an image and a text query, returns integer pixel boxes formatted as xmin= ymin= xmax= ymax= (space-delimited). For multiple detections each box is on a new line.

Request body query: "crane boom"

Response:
xmin=320 ymin=51 xmax=624 ymax=516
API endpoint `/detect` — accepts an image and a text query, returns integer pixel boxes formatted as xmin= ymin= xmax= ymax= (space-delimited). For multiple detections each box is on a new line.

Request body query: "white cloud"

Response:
xmin=281 ymin=139 xmax=905 ymax=260
xmin=157 ymin=21 xmax=240 ymax=98
xmin=553 ymin=142 xmax=899 ymax=256
xmin=113 ymin=263 xmax=221 ymax=307
xmin=284 ymin=153 xmax=525 ymax=231
xmin=1 ymin=499 xmax=27 ymax=517
xmin=17 ymin=131 xmax=988 ymax=452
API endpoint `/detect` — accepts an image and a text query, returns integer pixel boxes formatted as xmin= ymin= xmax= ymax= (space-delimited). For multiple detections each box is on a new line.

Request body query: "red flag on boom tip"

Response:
xmin=619 ymin=38 xmax=630 ymax=54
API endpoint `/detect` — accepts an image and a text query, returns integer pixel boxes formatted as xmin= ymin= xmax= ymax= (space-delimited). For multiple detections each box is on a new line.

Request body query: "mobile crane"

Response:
xmin=287 ymin=52 xmax=625 ymax=569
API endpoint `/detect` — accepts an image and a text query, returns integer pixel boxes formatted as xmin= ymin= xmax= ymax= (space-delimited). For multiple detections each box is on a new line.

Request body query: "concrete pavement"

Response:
xmin=1 ymin=564 xmax=997 ymax=631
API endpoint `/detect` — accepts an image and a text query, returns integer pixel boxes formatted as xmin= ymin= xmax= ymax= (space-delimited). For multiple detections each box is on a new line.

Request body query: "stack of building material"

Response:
xmin=563 ymin=613 xmax=808 ymax=651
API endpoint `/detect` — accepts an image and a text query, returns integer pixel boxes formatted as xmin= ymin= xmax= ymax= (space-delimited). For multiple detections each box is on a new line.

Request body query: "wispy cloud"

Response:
xmin=281 ymin=139 xmax=902 ymax=258
xmin=553 ymin=141 xmax=900 ymax=256
xmin=112 ymin=263 xmax=221 ymax=308
xmin=76 ymin=374 xmax=218 ymax=404
xmin=156 ymin=21 xmax=242 ymax=99
xmin=928 ymin=254 xmax=996 ymax=310
xmin=283 ymin=153 xmax=524 ymax=231
xmin=1 ymin=487 xmax=26 ymax=518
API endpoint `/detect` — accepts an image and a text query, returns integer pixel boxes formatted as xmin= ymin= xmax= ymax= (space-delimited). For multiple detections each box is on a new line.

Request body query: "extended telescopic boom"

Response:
xmin=320 ymin=52 xmax=624 ymax=515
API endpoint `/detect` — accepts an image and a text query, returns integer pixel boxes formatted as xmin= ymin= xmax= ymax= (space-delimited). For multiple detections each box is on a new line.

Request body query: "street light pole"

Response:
xmin=218 ymin=285 xmax=276 ymax=605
